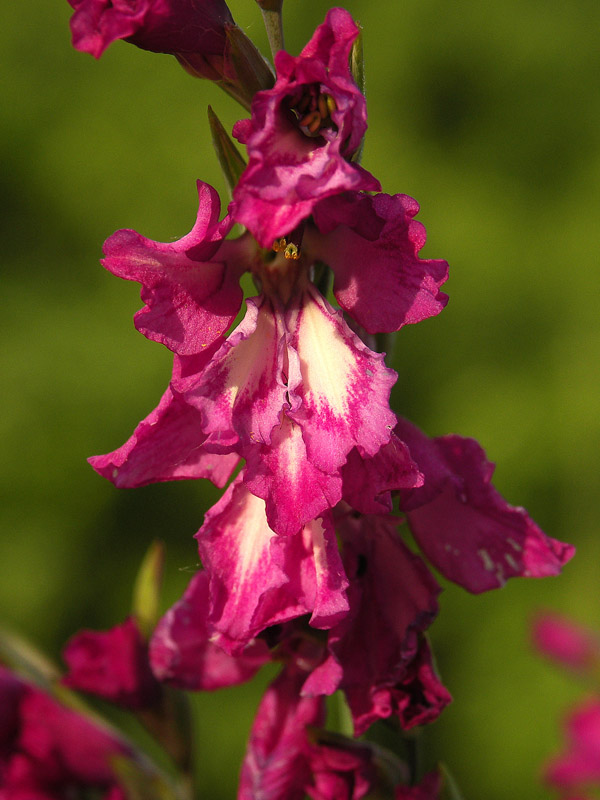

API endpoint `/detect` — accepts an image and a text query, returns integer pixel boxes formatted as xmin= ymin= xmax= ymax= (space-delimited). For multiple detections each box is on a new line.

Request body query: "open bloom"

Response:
xmin=232 ymin=8 xmax=380 ymax=247
xmin=89 ymin=178 xmax=446 ymax=535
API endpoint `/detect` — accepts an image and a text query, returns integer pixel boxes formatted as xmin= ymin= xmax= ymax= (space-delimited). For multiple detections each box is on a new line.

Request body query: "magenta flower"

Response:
xmin=67 ymin=0 xmax=233 ymax=61
xmin=303 ymin=512 xmax=450 ymax=735
xmin=395 ymin=771 xmax=443 ymax=799
xmin=545 ymin=700 xmax=600 ymax=795
xmin=232 ymin=8 xmax=381 ymax=247
xmin=62 ymin=616 xmax=161 ymax=709
xmin=239 ymin=667 xmax=325 ymax=800
xmin=395 ymin=418 xmax=575 ymax=592
xmin=532 ymin=612 xmax=600 ymax=674
xmin=194 ymin=474 xmax=349 ymax=653
xmin=0 ymin=667 xmax=129 ymax=798
xmin=89 ymin=177 xmax=446 ymax=536
xmin=149 ymin=569 xmax=270 ymax=690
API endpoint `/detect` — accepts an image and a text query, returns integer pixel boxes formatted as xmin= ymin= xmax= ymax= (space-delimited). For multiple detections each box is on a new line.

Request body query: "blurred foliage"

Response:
xmin=1 ymin=1 xmax=599 ymax=798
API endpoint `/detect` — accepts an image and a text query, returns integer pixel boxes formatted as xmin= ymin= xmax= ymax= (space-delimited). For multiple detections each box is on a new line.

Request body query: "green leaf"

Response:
xmin=208 ymin=106 xmax=248 ymax=196
xmin=350 ymin=28 xmax=365 ymax=96
xmin=223 ymin=24 xmax=275 ymax=110
xmin=440 ymin=762 xmax=467 ymax=800
xmin=132 ymin=540 xmax=165 ymax=639
xmin=0 ymin=627 xmax=61 ymax=689
xmin=111 ymin=755 xmax=182 ymax=800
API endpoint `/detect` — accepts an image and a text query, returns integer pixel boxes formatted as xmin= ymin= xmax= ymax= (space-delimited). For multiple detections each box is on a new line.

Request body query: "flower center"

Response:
xmin=287 ymin=84 xmax=338 ymax=138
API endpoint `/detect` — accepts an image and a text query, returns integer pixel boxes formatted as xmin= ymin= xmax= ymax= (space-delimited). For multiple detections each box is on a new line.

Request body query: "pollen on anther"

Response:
xmin=284 ymin=243 xmax=300 ymax=260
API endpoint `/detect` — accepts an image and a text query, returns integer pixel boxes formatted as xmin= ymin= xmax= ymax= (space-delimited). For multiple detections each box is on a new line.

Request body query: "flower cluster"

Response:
xmin=533 ymin=613 xmax=600 ymax=799
xmin=35 ymin=0 xmax=577 ymax=797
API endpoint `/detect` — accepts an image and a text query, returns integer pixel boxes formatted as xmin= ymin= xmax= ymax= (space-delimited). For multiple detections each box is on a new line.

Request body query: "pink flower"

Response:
xmin=62 ymin=616 xmax=161 ymax=709
xmin=303 ymin=512 xmax=450 ymax=735
xmin=149 ymin=569 xmax=270 ymax=690
xmin=545 ymin=700 xmax=600 ymax=793
xmin=67 ymin=0 xmax=233 ymax=60
xmin=238 ymin=667 xmax=325 ymax=800
xmin=232 ymin=8 xmax=380 ymax=247
xmin=395 ymin=418 xmax=575 ymax=592
xmin=91 ymin=180 xmax=441 ymax=535
xmin=532 ymin=612 xmax=600 ymax=674
xmin=0 ymin=667 xmax=129 ymax=798
xmin=194 ymin=474 xmax=349 ymax=653
xmin=395 ymin=771 xmax=443 ymax=799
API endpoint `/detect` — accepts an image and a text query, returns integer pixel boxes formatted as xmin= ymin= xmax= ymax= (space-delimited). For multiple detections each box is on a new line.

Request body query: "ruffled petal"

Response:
xmin=182 ymin=296 xmax=288 ymax=453
xmin=231 ymin=9 xmax=380 ymax=247
xmin=310 ymin=191 xmax=449 ymax=333
xmin=341 ymin=433 xmax=423 ymax=515
xmin=102 ymin=181 xmax=245 ymax=355
xmin=149 ymin=571 xmax=270 ymax=691
xmin=196 ymin=476 xmax=348 ymax=653
xmin=244 ymin=414 xmax=343 ymax=536
xmin=287 ymin=285 xmax=397 ymax=473
xmin=89 ymin=353 xmax=239 ymax=488
xmin=396 ymin=418 xmax=575 ymax=593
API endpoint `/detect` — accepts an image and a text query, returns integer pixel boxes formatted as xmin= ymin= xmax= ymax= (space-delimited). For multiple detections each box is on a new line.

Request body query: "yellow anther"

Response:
xmin=299 ymin=110 xmax=321 ymax=133
xmin=317 ymin=94 xmax=329 ymax=120
xmin=272 ymin=238 xmax=287 ymax=252
xmin=326 ymin=94 xmax=337 ymax=115
xmin=284 ymin=243 xmax=300 ymax=260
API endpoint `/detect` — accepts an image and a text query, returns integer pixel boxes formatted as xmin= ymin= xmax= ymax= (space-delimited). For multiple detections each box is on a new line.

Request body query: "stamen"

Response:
xmin=272 ymin=238 xmax=287 ymax=252
xmin=326 ymin=94 xmax=337 ymax=115
xmin=317 ymin=94 xmax=329 ymax=120
xmin=284 ymin=243 xmax=300 ymax=260
xmin=299 ymin=111 xmax=321 ymax=132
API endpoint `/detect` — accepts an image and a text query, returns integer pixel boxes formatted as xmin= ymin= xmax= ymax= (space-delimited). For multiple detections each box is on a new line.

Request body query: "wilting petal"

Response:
xmin=232 ymin=8 xmax=379 ymax=247
xmin=239 ymin=668 xmax=325 ymax=800
xmin=183 ymin=296 xmax=287 ymax=453
xmin=102 ymin=181 xmax=245 ymax=356
xmin=345 ymin=637 xmax=451 ymax=737
xmin=310 ymin=191 xmax=448 ymax=334
xmin=341 ymin=433 xmax=423 ymax=515
xmin=89 ymin=354 xmax=239 ymax=488
xmin=244 ymin=414 xmax=343 ymax=536
xmin=287 ymin=285 xmax=397 ymax=474
xmin=307 ymin=514 xmax=443 ymax=735
xmin=196 ymin=476 xmax=348 ymax=653
xmin=149 ymin=571 xmax=270 ymax=691
xmin=532 ymin=612 xmax=600 ymax=674
xmin=62 ymin=617 xmax=160 ymax=710
xmin=396 ymin=418 xmax=575 ymax=593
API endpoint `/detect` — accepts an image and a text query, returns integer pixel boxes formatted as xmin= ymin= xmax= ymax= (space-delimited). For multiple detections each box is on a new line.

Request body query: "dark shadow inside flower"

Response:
xmin=286 ymin=83 xmax=339 ymax=143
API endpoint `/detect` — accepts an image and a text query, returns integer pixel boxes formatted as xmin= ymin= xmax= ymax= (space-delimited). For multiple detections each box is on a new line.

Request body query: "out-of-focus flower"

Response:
xmin=62 ymin=616 xmax=161 ymax=710
xmin=532 ymin=612 xmax=600 ymax=674
xmin=0 ymin=666 xmax=129 ymax=798
xmin=545 ymin=700 xmax=600 ymax=795
xmin=395 ymin=770 xmax=443 ymax=799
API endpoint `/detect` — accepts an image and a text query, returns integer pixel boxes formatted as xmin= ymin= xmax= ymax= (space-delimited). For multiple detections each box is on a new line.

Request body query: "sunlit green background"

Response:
xmin=2 ymin=0 xmax=599 ymax=797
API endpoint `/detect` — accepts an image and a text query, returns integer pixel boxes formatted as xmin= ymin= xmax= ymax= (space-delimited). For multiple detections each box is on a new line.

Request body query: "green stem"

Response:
xmin=259 ymin=2 xmax=284 ymax=59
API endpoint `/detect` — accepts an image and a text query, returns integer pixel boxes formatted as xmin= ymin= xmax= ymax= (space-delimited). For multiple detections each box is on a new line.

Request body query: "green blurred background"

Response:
xmin=2 ymin=0 xmax=599 ymax=796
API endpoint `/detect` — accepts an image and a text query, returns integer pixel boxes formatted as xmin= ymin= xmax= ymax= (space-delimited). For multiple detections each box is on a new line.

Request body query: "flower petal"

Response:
xmin=182 ymin=296 xmax=288 ymax=454
xmin=149 ymin=571 xmax=270 ymax=691
xmin=311 ymin=191 xmax=449 ymax=333
xmin=102 ymin=181 xmax=245 ymax=355
xmin=396 ymin=418 xmax=575 ymax=593
xmin=287 ymin=285 xmax=397 ymax=473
